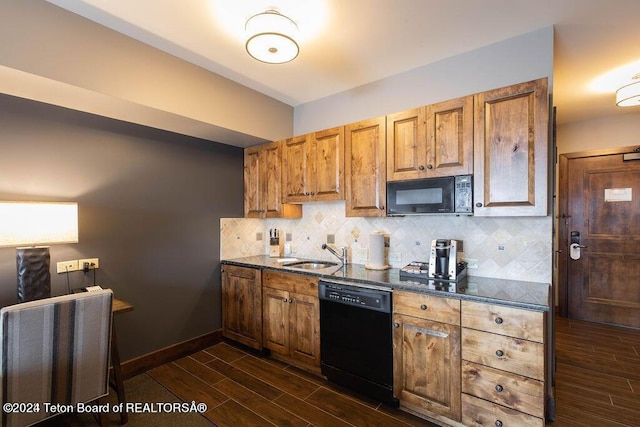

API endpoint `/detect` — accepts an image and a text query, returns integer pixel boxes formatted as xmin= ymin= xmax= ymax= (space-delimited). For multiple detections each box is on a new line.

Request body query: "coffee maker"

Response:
xmin=428 ymin=239 xmax=466 ymax=281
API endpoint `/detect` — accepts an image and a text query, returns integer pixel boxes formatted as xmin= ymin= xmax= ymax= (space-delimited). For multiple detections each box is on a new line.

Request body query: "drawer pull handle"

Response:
xmin=495 ymin=317 xmax=503 ymax=324
xmin=420 ymin=304 xmax=427 ymax=310
xmin=495 ymin=350 xmax=504 ymax=357
xmin=495 ymin=384 xmax=504 ymax=392
xmin=495 ymin=421 xmax=503 ymax=427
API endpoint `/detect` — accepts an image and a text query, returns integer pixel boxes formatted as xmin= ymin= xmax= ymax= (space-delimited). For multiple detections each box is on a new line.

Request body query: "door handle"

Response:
xmin=570 ymin=243 xmax=587 ymax=260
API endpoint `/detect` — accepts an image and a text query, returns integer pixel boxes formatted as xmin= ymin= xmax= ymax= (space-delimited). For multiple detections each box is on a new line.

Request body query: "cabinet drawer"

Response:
xmin=461 ymin=300 xmax=544 ymax=343
xmin=462 ymin=328 xmax=544 ymax=380
xmin=462 ymin=360 xmax=544 ymax=418
xmin=462 ymin=393 xmax=544 ymax=427
xmin=394 ymin=291 xmax=460 ymax=325
xmin=263 ymin=270 xmax=319 ymax=296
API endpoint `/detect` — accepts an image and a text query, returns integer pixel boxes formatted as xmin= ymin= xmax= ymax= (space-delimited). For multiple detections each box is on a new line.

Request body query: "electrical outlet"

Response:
xmin=353 ymin=247 xmax=367 ymax=262
xmin=388 ymin=252 xmax=401 ymax=263
xmin=78 ymin=258 xmax=99 ymax=270
xmin=327 ymin=234 xmax=335 ymax=244
xmin=463 ymin=258 xmax=478 ymax=269
xmin=57 ymin=260 xmax=79 ymax=273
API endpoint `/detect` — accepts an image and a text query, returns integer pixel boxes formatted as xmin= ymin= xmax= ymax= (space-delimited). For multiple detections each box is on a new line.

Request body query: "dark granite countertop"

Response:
xmin=221 ymin=255 xmax=550 ymax=311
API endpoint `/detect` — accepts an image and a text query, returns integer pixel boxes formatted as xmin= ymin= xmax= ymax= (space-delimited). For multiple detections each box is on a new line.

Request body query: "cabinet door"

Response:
xmin=289 ymin=293 xmax=321 ymax=367
xmin=345 ymin=117 xmax=386 ymax=217
xmin=311 ymin=126 xmax=344 ymax=201
xmin=386 ymin=107 xmax=427 ymax=181
xmin=426 ymin=96 xmax=473 ymax=177
xmin=393 ymin=313 xmax=461 ymax=421
xmin=474 ymin=78 xmax=549 ymax=216
xmin=243 ymin=146 xmax=263 ymax=218
xmin=221 ymin=265 xmax=262 ymax=350
xmin=282 ymin=134 xmax=310 ymax=202
xmin=262 ymin=287 xmax=290 ymax=356
xmin=262 ymin=141 xmax=286 ymax=218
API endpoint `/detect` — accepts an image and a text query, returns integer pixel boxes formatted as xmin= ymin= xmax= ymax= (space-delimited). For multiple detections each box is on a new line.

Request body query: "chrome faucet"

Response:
xmin=322 ymin=243 xmax=348 ymax=265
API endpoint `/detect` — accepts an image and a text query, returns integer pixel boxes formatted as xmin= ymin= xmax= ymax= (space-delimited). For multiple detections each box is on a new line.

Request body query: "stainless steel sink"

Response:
xmin=283 ymin=260 xmax=339 ymax=269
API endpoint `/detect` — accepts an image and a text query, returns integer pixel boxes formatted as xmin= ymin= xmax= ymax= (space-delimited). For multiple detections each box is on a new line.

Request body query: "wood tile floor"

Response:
xmin=148 ymin=343 xmax=436 ymax=427
xmin=547 ymin=316 xmax=640 ymax=427
xmin=146 ymin=315 xmax=640 ymax=427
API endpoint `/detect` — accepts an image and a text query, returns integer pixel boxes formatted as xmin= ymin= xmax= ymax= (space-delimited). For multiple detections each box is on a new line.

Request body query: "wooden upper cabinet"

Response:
xmin=387 ymin=96 xmax=472 ymax=181
xmin=386 ymin=107 xmax=427 ymax=181
xmin=311 ymin=126 xmax=344 ymax=201
xmin=244 ymin=141 xmax=302 ymax=218
xmin=473 ymin=78 xmax=549 ymax=216
xmin=282 ymin=134 xmax=310 ymax=202
xmin=244 ymin=146 xmax=263 ymax=217
xmin=345 ymin=117 xmax=386 ymax=217
xmin=426 ymin=96 xmax=473 ymax=177
xmin=282 ymin=127 xmax=344 ymax=203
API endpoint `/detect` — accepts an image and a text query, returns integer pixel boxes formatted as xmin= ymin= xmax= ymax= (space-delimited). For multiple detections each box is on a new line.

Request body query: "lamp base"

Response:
xmin=17 ymin=247 xmax=51 ymax=303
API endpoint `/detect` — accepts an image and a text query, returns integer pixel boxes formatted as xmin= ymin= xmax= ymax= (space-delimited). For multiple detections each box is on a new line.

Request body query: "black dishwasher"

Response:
xmin=318 ymin=280 xmax=398 ymax=406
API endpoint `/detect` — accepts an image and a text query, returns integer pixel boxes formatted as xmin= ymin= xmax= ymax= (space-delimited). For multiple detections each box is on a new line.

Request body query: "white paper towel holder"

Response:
xmin=366 ymin=230 xmax=390 ymax=270
xmin=365 ymin=262 xmax=390 ymax=270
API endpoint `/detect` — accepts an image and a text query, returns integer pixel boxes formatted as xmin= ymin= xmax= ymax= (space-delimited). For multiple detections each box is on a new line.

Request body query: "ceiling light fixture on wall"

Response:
xmin=245 ymin=10 xmax=299 ymax=64
xmin=616 ymin=74 xmax=640 ymax=106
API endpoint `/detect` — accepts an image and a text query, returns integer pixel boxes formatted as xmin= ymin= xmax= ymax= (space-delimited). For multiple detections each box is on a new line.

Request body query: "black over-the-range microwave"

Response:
xmin=386 ymin=175 xmax=473 ymax=216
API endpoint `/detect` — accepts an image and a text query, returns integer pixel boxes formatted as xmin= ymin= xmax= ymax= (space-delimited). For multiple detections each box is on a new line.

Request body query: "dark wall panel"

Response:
xmin=0 ymin=94 xmax=244 ymax=360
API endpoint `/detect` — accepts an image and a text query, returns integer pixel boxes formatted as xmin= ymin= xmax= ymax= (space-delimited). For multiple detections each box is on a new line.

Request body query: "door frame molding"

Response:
xmin=557 ymin=144 xmax=640 ymax=317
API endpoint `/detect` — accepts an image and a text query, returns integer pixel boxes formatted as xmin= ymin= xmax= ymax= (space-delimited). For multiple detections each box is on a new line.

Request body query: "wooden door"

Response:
xmin=243 ymin=146 xmax=263 ymax=218
xmin=474 ymin=78 xmax=549 ymax=216
xmin=262 ymin=287 xmax=290 ymax=356
xmin=311 ymin=126 xmax=344 ymax=201
xmin=426 ymin=96 xmax=473 ymax=177
xmin=345 ymin=116 xmax=386 ymax=217
xmin=386 ymin=107 xmax=427 ymax=181
xmin=282 ymin=134 xmax=310 ymax=202
xmin=221 ymin=265 xmax=262 ymax=350
xmin=289 ymin=293 xmax=321 ymax=367
xmin=393 ymin=314 xmax=461 ymax=421
xmin=558 ymin=147 xmax=640 ymax=328
xmin=262 ymin=141 xmax=285 ymax=218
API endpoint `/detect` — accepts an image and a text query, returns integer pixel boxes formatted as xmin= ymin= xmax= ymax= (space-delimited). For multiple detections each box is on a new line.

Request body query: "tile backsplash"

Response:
xmin=221 ymin=201 xmax=552 ymax=283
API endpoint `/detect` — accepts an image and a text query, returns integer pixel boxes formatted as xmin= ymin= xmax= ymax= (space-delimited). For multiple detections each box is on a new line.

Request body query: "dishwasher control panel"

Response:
xmin=318 ymin=281 xmax=391 ymax=313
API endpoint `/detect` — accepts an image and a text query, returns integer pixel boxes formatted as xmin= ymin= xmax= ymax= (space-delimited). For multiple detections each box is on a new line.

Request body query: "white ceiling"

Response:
xmin=47 ymin=0 xmax=640 ymax=125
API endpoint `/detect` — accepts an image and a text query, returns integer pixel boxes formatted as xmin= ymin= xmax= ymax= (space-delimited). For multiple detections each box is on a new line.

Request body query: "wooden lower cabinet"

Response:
xmin=393 ymin=291 xmax=461 ymax=423
xmin=461 ymin=300 xmax=547 ymax=425
xmin=221 ymin=265 xmax=262 ymax=350
xmin=262 ymin=271 xmax=320 ymax=371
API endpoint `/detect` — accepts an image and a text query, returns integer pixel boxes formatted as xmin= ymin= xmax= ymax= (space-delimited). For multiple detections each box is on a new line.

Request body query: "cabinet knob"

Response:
xmin=418 ymin=165 xmax=425 ymax=171
xmin=495 ymin=317 xmax=504 ymax=324
xmin=420 ymin=304 xmax=427 ymax=310
xmin=393 ymin=323 xmax=400 ymax=328
xmin=495 ymin=384 xmax=504 ymax=393
xmin=426 ymin=164 xmax=433 ymax=170
xmin=379 ymin=205 xmax=385 ymax=210
xmin=495 ymin=421 xmax=503 ymax=427
xmin=495 ymin=350 xmax=504 ymax=357
xmin=476 ymin=202 xmax=483 ymax=208
xmin=282 ymin=298 xmax=288 ymax=303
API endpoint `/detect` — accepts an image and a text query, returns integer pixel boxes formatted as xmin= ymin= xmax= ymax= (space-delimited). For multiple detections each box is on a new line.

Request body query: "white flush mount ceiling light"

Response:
xmin=245 ymin=10 xmax=299 ymax=64
xmin=616 ymin=74 xmax=640 ymax=107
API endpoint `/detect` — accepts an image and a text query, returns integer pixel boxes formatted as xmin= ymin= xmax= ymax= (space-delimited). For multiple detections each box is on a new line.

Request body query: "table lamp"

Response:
xmin=0 ymin=202 xmax=78 ymax=302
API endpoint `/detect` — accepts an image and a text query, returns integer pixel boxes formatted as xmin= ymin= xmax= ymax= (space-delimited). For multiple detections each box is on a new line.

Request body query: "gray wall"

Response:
xmin=294 ymin=26 xmax=554 ymax=135
xmin=0 ymin=94 xmax=243 ymax=361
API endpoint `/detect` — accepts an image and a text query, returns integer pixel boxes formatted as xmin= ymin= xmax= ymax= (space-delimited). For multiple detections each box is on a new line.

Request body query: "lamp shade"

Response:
xmin=616 ymin=80 xmax=640 ymax=107
xmin=245 ymin=10 xmax=299 ymax=64
xmin=0 ymin=202 xmax=78 ymax=247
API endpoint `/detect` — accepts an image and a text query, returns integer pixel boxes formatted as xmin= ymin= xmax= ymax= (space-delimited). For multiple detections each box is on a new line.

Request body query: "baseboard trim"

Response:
xmin=121 ymin=329 xmax=223 ymax=379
